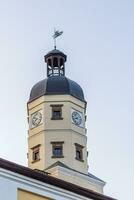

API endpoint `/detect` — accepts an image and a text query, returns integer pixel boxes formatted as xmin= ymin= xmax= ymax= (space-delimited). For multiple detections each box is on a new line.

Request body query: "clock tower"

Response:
xmin=27 ymin=48 xmax=105 ymax=193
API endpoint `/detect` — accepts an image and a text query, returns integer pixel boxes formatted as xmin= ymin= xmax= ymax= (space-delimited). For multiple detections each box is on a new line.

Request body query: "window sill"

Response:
xmin=51 ymin=156 xmax=64 ymax=158
xmin=31 ymin=159 xmax=40 ymax=163
xmin=75 ymin=158 xmax=84 ymax=162
xmin=51 ymin=118 xmax=63 ymax=120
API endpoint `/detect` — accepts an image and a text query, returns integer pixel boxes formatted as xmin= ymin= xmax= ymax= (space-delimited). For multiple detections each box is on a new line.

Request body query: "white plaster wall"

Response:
xmin=0 ymin=168 xmax=92 ymax=200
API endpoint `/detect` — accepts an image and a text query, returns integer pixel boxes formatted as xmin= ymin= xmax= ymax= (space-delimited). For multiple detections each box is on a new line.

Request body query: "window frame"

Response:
xmin=51 ymin=141 xmax=64 ymax=158
xmin=75 ymin=143 xmax=84 ymax=162
xmin=50 ymin=104 xmax=63 ymax=120
xmin=31 ymin=144 xmax=41 ymax=163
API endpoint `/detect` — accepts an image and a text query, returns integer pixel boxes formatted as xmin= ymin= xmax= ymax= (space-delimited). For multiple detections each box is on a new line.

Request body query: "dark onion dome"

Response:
xmin=29 ymin=76 xmax=85 ymax=102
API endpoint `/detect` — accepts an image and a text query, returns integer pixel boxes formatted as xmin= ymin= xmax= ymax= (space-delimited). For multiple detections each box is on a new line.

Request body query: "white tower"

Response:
xmin=27 ymin=48 xmax=105 ymax=193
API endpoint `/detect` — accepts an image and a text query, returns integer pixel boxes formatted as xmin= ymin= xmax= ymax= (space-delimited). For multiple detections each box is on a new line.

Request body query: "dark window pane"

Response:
xmin=75 ymin=143 xmax=84 ymax=161
xmin=76 ymin=150 xmax=81 ymax=160
xmin=33 ymin=150 xmax=40 ymax=161
xmin=51 ymin=105 xmax=63 ymax=120
xmin=34 ymin=152 xmax=39 ymax=160
xmin=53 ymin=146 xmax=62 ymax=157
xmin=53 ymin=110 xmax=61 ymax=118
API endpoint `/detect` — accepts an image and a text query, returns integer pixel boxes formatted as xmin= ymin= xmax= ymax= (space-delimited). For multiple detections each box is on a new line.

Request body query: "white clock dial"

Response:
xmin=72 ymin=111 xmax=82 ymax=126
xmin=31 ymin=111 xmax=42 ymax=128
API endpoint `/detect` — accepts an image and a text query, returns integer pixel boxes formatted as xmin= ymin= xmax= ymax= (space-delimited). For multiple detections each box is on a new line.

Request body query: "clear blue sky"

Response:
xmin=0 ymin=1 xmax=134 ymax=199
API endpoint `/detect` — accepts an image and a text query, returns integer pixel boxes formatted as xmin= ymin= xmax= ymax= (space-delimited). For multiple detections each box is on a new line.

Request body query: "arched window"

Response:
xmin=48 ymin=59 xmax=51 ymax=67
xmin=53 ymin=57 xmax=58 ymax=67
xmin=60 ymin=58 xmax=63 ymax=66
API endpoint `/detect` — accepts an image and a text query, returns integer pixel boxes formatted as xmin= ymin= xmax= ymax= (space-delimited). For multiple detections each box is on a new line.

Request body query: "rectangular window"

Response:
xmin=51 ymin=141 xmax=64 ymax=158
xmin=75 ymin=143 xmax=84 ymax=162
xmin=34 ymin=151 xmax=40 ymax=160
xmin=76 ymin=150 xmax=81 ymax=160
xmin=50 ymin=104 xmax=63 ymax=120
xmin=31 ymin=145 xmax=40 ymax=162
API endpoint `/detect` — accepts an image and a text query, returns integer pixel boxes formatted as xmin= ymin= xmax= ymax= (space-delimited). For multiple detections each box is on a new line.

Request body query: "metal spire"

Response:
xmin=52 ymin=29 xmax=63 ymax=49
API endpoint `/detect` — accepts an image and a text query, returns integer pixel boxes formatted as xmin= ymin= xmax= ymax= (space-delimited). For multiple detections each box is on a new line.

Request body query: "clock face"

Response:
xmin=31 ymin=111 xmax=42 ymax=128
xmin=72 ymin=111 xmax=82 ymax=126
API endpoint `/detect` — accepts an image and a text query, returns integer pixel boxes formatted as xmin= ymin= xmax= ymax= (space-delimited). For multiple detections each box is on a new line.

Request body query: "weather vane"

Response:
xmin=52 ymin=29 xmax=63 ymax=49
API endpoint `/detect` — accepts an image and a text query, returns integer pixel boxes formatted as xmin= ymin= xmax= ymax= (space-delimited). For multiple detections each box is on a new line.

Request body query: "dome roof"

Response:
xmin=45 ymin=49 xmax=67 ymax=61
xmin=29 ymin=76 xmax=85 ymax=102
